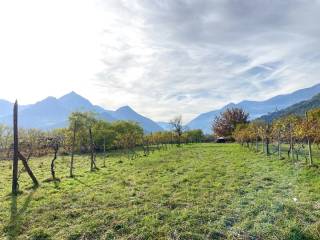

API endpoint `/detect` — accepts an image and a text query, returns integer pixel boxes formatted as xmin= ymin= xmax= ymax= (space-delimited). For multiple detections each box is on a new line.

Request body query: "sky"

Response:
xmin=0 ymin=0 xmax=320 ymax=123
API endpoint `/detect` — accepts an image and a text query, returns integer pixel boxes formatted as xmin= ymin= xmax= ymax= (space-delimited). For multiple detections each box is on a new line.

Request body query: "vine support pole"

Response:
xmin=89 ymin=128 xmax=97 ymax=171
xmin=305 ymin=112 xmax=313 ymax=166
xmin=12 ymin=101 xmax=19 ymax=195
xmin=103 ymin=136 xmax=106 ymax=167
xmin=266 ymin=124 xmax=270 ymax=156
xmin=278 ymin=129 xmax=281 ymax=160
xmin=290 ymin=124 xmax=294 ymax=160
xmin=70 ymin=121 xmax=77 ymax=177
xmin=12 ymin=101 xmax=38 ymax=194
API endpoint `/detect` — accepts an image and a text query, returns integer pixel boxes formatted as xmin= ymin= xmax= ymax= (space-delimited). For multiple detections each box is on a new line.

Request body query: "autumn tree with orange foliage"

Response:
xmin=212 ymin=108 xmax=249 ymax=138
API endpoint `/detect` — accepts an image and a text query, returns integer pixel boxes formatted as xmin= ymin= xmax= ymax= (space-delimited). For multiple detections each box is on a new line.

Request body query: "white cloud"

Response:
xmin=0 ymin=0 xmax=105 ymax=102
xmin=0 ymin=0 xmax=319 ymax=123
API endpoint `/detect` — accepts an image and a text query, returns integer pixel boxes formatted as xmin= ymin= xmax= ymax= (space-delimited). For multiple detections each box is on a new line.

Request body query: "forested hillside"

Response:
xmin=259 ymin=93 xmax=320 ymax=122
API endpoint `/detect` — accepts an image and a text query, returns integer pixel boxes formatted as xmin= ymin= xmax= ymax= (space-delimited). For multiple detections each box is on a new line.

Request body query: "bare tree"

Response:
xmin=170 ymin=116 xmax=183 ymax=146
xmin=42 ymin=136 xmax=62 ymax=180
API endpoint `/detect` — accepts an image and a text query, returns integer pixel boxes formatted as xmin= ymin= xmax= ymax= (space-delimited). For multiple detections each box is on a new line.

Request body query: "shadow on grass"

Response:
xmin=288 ymin=227 xmax=315 ymax=240
xmin=74 ymin=177 xmax=90 ymax=187
xmin=4 ymin=188 xmax=37 ymax=240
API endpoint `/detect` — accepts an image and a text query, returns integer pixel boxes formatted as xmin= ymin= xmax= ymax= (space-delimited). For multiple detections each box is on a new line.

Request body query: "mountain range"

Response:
xmin=1 ymin=83 xmax=320 ymax=133
xmin=0 ymin=92 xmax=163 ymax=132
xmin=186 ymin=83 xmax=320 ymax=133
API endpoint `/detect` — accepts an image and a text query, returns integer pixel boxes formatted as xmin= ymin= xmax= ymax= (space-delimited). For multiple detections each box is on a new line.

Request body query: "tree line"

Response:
xmin=212 ymin=107 xmax=320 ymax=165
xmin=1 ymin=113 xmax=205 ymax=160
xmin=1 ymin=106 xmax=205 ymax=194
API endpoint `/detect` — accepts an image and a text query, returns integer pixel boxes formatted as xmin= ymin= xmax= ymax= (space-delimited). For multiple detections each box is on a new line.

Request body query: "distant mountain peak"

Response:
xmin=38 ymin=96 xmax=58 ymax=104
xmin=59 ymin=91 xmax=85 ymax=100
xmin=224 ymin=102 xmax=237 ymax=108
xmin=59 ymin=91 xmax=93 ymax=111
xmin=117 ymin=105 xmax=134 ymax=112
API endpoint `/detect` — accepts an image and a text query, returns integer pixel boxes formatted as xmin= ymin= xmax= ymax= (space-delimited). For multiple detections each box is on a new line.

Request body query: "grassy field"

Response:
xmin=0 ymin=143 xmax=319 ymax=240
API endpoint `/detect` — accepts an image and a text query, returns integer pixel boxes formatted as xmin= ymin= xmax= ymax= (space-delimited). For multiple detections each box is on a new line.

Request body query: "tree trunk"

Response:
xmin=51 ymin=146 xmax=58 ymax=179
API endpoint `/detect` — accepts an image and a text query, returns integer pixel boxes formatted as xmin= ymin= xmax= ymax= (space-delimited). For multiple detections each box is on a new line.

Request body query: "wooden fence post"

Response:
xmin=278 ymin=129 xmax=282 ymax=160
xmin=12 ymin=101 xmax=39 ymax=192
xmin=70 ymin=121 xmax=77 ymax=177
xmin=290 ymin=123 xmax=294 ymax=160
xmin=266 ymin=124 xmax=270 ymax=156
xmin=12 ymin=101 xmax=19 ymax=195
xmin=89 ymin=127 xmax=97 ymax=171
xmin=103 ymin=136 xmax=106 ymax=167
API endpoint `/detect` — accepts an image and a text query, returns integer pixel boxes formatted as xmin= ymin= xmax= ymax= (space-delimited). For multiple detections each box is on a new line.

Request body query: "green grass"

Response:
xmin=0 ymin=143 xmax=319 ymax=239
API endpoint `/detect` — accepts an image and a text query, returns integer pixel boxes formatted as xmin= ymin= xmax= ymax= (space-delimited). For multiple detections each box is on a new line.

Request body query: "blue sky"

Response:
xmin=0 ymin=0 xmax=319 ymax=122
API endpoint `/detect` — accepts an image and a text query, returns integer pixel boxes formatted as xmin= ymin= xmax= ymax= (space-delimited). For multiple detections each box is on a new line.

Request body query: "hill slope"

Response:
xmin=259 ymin=93 xmax=320 ymax=122
xmin=187 ymin=83 xmax=320 ymax=133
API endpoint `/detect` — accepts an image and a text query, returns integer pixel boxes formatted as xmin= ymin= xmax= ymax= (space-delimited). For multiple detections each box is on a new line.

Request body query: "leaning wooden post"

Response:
xmin=12 ymin=100 xmax=19 ymax=195
xmin=305 ymin=112 xmax=313 ymax=166
xmin=18 ymin=152 xmax=39 ymax=186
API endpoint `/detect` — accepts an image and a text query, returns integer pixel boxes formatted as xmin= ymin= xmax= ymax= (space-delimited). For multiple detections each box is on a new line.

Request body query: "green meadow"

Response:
xmin=0 ymin=143 xmax=319 ymax=239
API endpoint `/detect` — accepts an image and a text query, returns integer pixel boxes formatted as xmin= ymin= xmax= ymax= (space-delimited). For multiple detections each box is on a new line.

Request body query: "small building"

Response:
xmin=216 ymin=137 xmax=226 ymax=143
